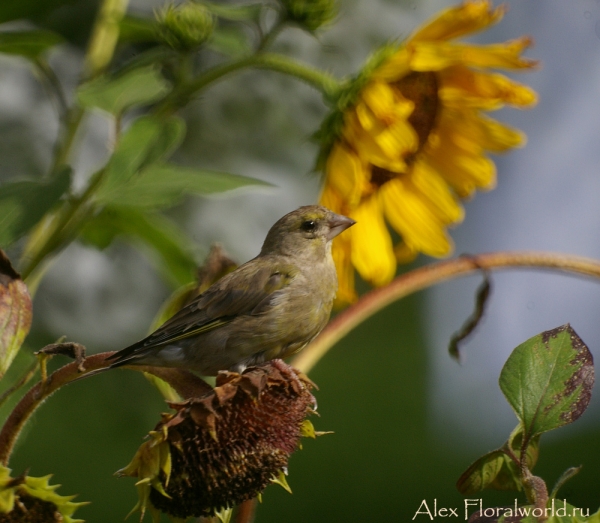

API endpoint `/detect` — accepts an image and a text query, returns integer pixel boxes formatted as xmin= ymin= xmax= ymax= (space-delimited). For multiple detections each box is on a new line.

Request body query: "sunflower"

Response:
xmin=318 ymin=0 xmax=538 ymax=305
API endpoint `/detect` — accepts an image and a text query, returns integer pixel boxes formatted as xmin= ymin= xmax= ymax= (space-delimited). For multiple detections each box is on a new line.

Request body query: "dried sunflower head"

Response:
xmin=119 ymin=361 xmax=322 ymax=521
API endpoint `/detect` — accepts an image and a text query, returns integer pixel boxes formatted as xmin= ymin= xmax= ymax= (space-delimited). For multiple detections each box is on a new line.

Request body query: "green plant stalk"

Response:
xmin=83 ymin=0 xmax=130 ymax=78
xmin=256 ymin=15 xmax=287 ymax=53
xmin=51 ymin=0 xmax=129 ymax=176
xmin=292 ymin=251 xmax=600 ymax=373
xmin=19 ymin=168 xmax=105 ymax=283
xmin=163 ymin=52 xmax=341 ymax=113
xmin=23 ymin=0 xmax=130 ymax=279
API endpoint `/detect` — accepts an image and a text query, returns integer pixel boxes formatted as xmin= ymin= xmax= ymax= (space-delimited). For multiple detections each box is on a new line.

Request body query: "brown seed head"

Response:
xmin=120 ymin=361 xmax=318 ymax=520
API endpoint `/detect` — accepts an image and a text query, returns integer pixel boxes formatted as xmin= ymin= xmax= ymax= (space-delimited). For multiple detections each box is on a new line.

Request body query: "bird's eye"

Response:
xmin=300 ymin=220 xmax=316 ymax=232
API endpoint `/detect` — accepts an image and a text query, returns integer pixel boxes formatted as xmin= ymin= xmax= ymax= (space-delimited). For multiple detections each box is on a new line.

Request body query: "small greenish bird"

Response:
xmin=106 ymin=205 xmax=355 ymax=375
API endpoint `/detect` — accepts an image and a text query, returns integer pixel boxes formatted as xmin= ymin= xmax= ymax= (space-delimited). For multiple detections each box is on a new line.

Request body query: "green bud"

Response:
xmin=156 ymin=2 xmax=214 ymax=51
xmin=281 ymin=0 xmax=337 ymax=32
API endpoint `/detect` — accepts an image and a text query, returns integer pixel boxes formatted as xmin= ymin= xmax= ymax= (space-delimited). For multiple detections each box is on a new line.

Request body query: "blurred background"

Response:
xmin=2 ymin=0 xmax=600 ymax=521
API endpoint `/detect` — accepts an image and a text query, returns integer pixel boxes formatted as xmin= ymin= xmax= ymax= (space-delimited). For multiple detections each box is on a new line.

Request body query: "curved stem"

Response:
xmin=0 ymin=353 xmax=211 ymax=465
xmin=5 ymin=251 xmax=600 ymax=469
xmin=0 ymin=353 xmax=112 ymax=465
xmin=292 ymin=251 xmax=600 ymax=374
xmin=165 ymin=52 xmax=341 ymax=111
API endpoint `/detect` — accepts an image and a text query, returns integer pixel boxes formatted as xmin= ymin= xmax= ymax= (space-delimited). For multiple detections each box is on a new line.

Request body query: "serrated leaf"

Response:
xmin=77 ymin=65 xmax=170 ymax=115
xmin=0 ymin=251 xmax=32 ymax=378
xmin=97 ymin=162 xmax=271 ymax=209
xmin=0 ymin=30 xmax=63 ymax=59
xmin=96 ymin=115 xmax=185 ymax=201
xmin=79 ymin=206 xmax=197 ymax=287
xmin=457 ymin=425 xmax=539 ymax=495
xmin=499 ymin=325 xmax=595 ymax=441
xmin=0 ymin=168 xmax=71 ymax=248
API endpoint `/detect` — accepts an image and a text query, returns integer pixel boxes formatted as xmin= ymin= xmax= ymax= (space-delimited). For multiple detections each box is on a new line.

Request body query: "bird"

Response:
xmin=103 ymin=205 xmax=355 ymax=376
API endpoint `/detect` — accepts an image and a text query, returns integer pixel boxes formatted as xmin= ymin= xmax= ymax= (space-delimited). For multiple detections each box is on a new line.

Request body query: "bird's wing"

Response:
xmin=108 ymin=258 xmax=297 ymax=363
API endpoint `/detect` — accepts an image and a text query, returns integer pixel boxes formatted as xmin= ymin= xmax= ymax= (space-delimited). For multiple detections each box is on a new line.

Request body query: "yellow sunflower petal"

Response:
xmin=381 ymin=178 xmax=453 ymax=257
xmin=372 ymin=47 xmax=411 ymax=81
xmin=361 ymin=81 xmax=414 ymax=122
xmin=409 ymin=37 xmax=538 ymax=72
xmin=325 ymin=143 xmax=367 ymax=208
xmin=438 ymin=65 xmax=538 ymax=107
xmin=344 ymin=110 xmax=413 ymax=172
xmin=468 ymin=113 xmax=526 ymax=151
xmin=319 ymin=183 xmax=344 ymax=213
xmin=411 ymin=159 xmax=464 ymax=224
xmin=331 ymin=235 xmax=358 ymax=306
xmin=410 ymin=0 xmax=505 ymax=43
xmin=426 ymin=133 xmax=496 ymax=196
xmin=349 ymin=196 xmax=396 ymax=286
xmin=394 ymin=242 xmax=419 ymax=264
xmin=435 ymin=107 xmax=525 ymax=154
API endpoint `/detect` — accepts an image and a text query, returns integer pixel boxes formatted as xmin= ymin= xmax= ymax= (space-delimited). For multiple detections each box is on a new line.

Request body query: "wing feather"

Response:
xmin=108 ymin=258 xmax=297 ymax=365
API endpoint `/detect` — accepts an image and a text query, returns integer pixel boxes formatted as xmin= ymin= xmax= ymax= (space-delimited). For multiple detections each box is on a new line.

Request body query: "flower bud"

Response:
xmin=156 ymin=2 xmax=214 ymax=51
xmin=281 ymin=0 xmax=337 ymax=32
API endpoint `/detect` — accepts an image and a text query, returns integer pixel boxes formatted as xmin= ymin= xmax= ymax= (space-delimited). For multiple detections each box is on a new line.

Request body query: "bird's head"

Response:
xmin=260 ymin=205 xmax=355 ymax=258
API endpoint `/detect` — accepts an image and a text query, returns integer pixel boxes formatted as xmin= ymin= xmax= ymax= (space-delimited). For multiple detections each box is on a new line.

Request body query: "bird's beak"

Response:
xmin=326 ymin=213 xmax=356 ymax=240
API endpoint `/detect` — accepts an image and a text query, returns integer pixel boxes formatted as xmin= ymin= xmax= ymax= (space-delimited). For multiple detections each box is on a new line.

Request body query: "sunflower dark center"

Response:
xmin=393 ymin=71 xmax=439 ymax=148
xmin=369 ymin=71 xmax=439 ymax=189
xmin=370 ymin=166 xmax=397 ymax=188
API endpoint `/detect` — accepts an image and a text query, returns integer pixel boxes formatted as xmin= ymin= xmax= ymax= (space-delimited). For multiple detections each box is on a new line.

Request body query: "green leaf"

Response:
xmin=97 ymin=115 xmax=185 ymax=201
xmin=499 ymin=325 xmax=595 ymax=441
xmin=588 ymin=509 xmax=600 ymax=522
xmin=456 ymin=425 xmax=539 ymax=495
xmin=0 ymin=251 xmax=32 ymax=378
xmin=96 ymin=162 xmax=271 ymax=209
xmin=0 ymin=30 xmax=63 ymax=59
xmin=118 ymin=15 xmax=161 ymax=43
xmin=77 ymin=65 xmax=171 ymax=115
xmin=79 ymin=207 xmax=197 ymax=287
xmin=0 ymin=168 xmax=71 ymax=248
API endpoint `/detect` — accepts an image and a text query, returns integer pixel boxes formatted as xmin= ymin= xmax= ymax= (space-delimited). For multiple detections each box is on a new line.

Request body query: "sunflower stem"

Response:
xmin=163 ymin=52 xmax=341 ymax=112
xmin=292 ymin=251 xmax=600 ymax=374
xmin=235 ymin=498 xmax=257 ymax=523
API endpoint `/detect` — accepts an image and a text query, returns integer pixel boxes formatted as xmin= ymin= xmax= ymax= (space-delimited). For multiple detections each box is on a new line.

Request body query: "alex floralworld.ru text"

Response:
xmin=412 ymin=499 xmax=590 ymax=520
